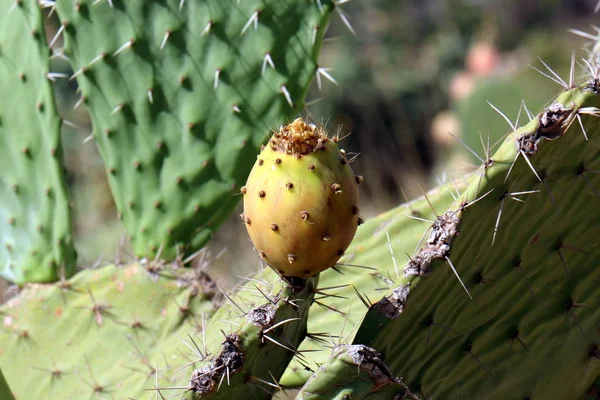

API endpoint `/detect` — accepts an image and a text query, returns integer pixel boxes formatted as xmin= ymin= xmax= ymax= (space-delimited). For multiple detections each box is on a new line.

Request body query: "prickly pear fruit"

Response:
xmin=242 ymin=118 xmax=361 ymax=277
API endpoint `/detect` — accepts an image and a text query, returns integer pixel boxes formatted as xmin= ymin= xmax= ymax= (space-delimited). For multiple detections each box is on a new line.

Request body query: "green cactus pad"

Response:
xmin=0 ymin=262 xmax=219 ymax=399
xmin=242 ymin=118 xmax=360 ymax=278
xmin=0 ymin=366 xmax=15 ymax=400
xmin=185 ymin=269 xmax=317 ymax=399
xmin=281 ymin=179 xmax=465 ymax=387
xmin=350 ymin=82 xmax=600 ymax=398
xmin=295 ymin=344 xmax=416 ymax=400
xmin=55 ymin=0 xmax=335 ymax=261
xmin=0 ymin=0 xmax=77 ymax=284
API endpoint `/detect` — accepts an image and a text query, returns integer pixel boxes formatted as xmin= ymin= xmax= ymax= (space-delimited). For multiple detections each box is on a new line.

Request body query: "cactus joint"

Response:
xmin=189 ymin=334 xmax=244 ymax=395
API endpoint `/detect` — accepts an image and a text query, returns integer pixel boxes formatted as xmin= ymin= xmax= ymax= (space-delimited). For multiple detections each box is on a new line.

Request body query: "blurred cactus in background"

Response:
xmin=1 ymin=0 xmax=599 ymax=399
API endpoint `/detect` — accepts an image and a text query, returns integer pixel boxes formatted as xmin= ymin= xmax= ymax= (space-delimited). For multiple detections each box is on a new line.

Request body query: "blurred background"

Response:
xmin=9 ymin=0 xmax=596 ymax=296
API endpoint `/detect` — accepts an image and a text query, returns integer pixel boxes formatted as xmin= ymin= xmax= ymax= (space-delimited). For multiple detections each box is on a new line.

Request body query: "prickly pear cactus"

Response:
xmin=0 ymin=367 xmax=14 ymax=400
xmin=54 ymin=0 xmax=335 ymax=261
xmin=0 ymin=0 xmax=77 ymax=284
xmin=185 ymin=269 xmax=317 ymax=399
xmin=347 ymin=81 xmax=600 ymax=398
xmin=296 ymin=344 xmax=417 ymax=400
xmin=0 ymin=262 xmax=219 ymax=399
xmin=282 ymin=179 xmax=466 ymax=387
xmin=242 ymin=118 xmax=361 ymax=277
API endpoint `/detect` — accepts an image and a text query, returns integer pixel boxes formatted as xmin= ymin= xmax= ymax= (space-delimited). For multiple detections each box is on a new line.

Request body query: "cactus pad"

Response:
xmin=0 ymin=0 xmax=77 ymax=284
xmin=350 ymin=83 xmax=600 ymax=398
xmin=296 ymin=344 xmax=417 ymax=400
xmin=242 ymin=118 xmax=361 ymax=277
xmin=0 ymin=262 xmax=219 ymax=399
xmin=186 ymin=269 xmax=317 ymax=399
xmin=282 ymin=180 xmax=464 ymax=387
xmin=55 ymin=0 xmax=335 ymax=261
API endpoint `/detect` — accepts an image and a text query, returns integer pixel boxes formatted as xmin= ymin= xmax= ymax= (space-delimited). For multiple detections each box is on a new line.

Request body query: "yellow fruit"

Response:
xmin=242 ymin=118 xmax=361 ymax=277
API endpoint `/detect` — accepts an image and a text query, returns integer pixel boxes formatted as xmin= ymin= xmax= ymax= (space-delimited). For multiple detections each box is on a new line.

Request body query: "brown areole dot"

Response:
xmin=332 ymin=183 xmax=342 ymax=194
xmin=258 ymin=190 xmax=266 ymax=198
xmin=270 ymin=223 xmax=279 ymax=231
xmin=287 ymin=254 xmax=296 ymax=263
xmin=337 ymin=249 xmax=344 ymax=256
xmin=240 ymin=186 xmax=247 ymax=195
xmin=341 ymin=158 xmax=347 ymax=165
xmin=259 ymin=251 xmax=266 ymax=259
xmin=286 ymin=182 xmax=294 ymax=190
xmin=322 ymin=234 xmax=331 ymax=241
xmin=355 ymin=175 xmax=363 ymax=184
xmin=300 ymin=211 xmax=309 ymax=221
xmin=358 ymin=217 xmax=364 ymax=225
xmin=258 ymin=158 xmax=264 ymax=166
xmin=308 ymin=164 xmax=316 ymax=171
xmin=245 ymin=216 xmax=251 ymax=225
xmin=352 ymin=206 xmax=359 ymax=215
xmin=275 ymin=158 xmax=282 ymax=164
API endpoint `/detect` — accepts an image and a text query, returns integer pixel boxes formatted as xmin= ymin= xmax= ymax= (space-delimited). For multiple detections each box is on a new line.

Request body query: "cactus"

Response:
xmin=0 ymin=0 xmax=77 ymax=284
xmin=282 ymin=178 xmax=465 ymax=387
xmin=242 ymin=118 xmax=361 ymax=277
xmin=306 ymin=81 xmax=600 ymax=398
xmin=54 ymin=0 xmax=334 ymax=261
xmin=2 ymin=0 xmax=600 ymax=398
xmin=0 ymin=261 xmax=220 ymax=399
xmin=187 ymin=269 xmax=317 ymax=399
xmin=295 ymin=344 xmax=417 ymax=400
xmin=0 ymin=366 xmax=15 ymax=400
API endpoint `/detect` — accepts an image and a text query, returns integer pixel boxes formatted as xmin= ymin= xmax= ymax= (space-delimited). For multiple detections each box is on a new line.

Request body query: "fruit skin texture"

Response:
xmin=243 ymin=118 xmax=360 ymax=277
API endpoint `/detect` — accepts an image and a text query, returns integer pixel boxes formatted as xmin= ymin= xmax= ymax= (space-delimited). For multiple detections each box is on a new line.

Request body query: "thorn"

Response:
xmin=569 ymin=50 xmax=576 ymax=88
xmin=113 ymin=39 xmax=134 ymax=57
xmin=492 ymin=196 xmax=506 ymax=246
xmin=281 ymin=85 xmax=293 ymax=108
xmin=214 ymin=68 xmax=221 ymax=89
xmin=487 ymin=101 xmax=516 ymax=131
xmin=520 ymin=150 xmax=542 ymax=181
xmin=179 ymin=0 xmax=185 ymax=10
xmin=241 ymin=10 xmax=259 ymax=35
xmin=311 ymin=25 xmax=319 ymax=45
xmin=316 ymin=68 xmax=337 ymax=91
xmin=568 ymin=28 xmax=600 ymax=41
xmin=48 ymin=24 xmax=65 ymax=48
xmin=445 ymin=256 xmax=472 ymax=299
xmin=201 ymin=21 xmax=213 ymax=36
xmin=335 ymin=7 xmax=355 ymax=35
xmin=232 ymin=105 xmax=241 ymax=113
xmin=111 ymin=104 xmax=124 ymax=115
xmin=160 ymin=30 xmax=170 ymax=51
xmin=47 ymin=72 xmax=69 ymax=82
xmin=147 ymin=89 xmax=154 ymax=104
xmin=82 ymin=134 xmax=94 ymax=144
xmin=448 ymin=132 xmax=484 ymax=163
xmin=576 ymin=114 xmax=589 ymax=141
xmin=461 ymin=189 xmax=494 ymax=210
xmin=385 ymin=231 xmax=399 ymax=279
xmin=262 ymin=53 xmax=274 ymax=75
xmin=522 ymin=100 xmax=534 ymax=120
xmin=531 ymin=57 xmax=569 ymax=90
xmin=73 ymin=96 xmax=85 ymax=110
